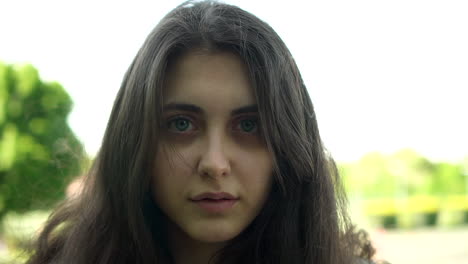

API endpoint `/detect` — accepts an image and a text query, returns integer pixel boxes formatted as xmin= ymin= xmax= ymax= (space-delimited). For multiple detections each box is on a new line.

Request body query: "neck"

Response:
xmin=168 ymin=223 xmax=226 ymax=264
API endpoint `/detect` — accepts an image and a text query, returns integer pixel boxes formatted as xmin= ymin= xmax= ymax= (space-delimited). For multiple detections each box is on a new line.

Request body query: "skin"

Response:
xmin=151 ymin=50 xmax=273 ymax=264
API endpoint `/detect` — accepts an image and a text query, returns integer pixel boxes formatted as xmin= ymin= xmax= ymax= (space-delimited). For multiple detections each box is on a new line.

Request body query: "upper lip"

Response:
xmin=190 ymin=192 xmax=238 ymax=201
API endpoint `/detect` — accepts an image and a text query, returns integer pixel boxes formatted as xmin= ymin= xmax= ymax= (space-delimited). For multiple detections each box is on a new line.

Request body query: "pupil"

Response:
xmin=241 ymin=120 xmax=255 ymax=132
xmin=176 ymin=119 xmax=189 ymax=131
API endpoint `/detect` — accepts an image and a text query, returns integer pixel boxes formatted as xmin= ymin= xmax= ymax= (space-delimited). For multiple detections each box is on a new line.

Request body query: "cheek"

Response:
xmin=151 ymin=147 xmax=195 ymax=200
xmin=237 ymin=150 xmax=274 ymax=197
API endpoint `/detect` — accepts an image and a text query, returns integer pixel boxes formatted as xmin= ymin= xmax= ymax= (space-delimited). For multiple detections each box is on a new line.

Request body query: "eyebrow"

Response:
xmin=163 ymin=103 xmax=203 ymax=114
xmin=162 ymin=102 xmax=258 ymax=115
xmin=231 ymin=104 xmax=258 ymax=115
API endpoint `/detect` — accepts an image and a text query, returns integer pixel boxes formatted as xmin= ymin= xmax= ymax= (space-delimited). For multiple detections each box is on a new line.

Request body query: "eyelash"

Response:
xmin=166 ymin=115 xmax=197 ymax=133
xmin=165 ymin=115 xmax=260 ymax=134
xmin=233 ymin=116 xmax=259 ymax=133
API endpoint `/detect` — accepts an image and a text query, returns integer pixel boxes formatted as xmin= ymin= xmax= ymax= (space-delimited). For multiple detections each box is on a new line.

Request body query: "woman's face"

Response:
xmin=152 ymin=51 xmax=273 ymax=245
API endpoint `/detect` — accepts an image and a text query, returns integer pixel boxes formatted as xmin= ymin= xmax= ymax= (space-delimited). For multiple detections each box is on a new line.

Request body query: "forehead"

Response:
xmin=163 ymin=51 xmax=256 ymax=107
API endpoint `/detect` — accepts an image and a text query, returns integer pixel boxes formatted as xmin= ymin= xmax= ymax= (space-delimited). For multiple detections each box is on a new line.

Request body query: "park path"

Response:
xmin=370 ymin=227 xmax=468 ymax=264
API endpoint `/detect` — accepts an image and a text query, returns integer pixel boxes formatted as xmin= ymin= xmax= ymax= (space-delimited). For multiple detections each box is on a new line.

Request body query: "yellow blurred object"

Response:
xmin=442 ymin=195 xmax=468 ymax=211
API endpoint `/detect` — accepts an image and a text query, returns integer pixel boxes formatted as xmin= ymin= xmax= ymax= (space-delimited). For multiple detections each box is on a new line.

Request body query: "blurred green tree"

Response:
xmin=433 ymin=162 xmax=465 ymax=195
xmin=340 ymin=152 xmax=397 ymax=198
xmin=0 ymin=62 xmax=83 ymax=220
xmin=387 ymin=149 xmax=435 ymax=197
xmin=341 ymin=149 xmax=467 ymax=199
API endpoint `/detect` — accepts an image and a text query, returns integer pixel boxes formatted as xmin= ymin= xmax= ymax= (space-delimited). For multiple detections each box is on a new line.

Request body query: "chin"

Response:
xmin=186 ymin=222 xmax=244 ymax=243
xmin=193 ymin=232 xmax=236 ymax=243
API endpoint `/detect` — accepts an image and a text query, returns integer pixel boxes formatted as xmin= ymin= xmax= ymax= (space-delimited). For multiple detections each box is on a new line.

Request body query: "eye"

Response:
xmin=167 ymin=117 xmax=193 ymax=132
xmin=236 ymin=118 xmax=258 ymax=133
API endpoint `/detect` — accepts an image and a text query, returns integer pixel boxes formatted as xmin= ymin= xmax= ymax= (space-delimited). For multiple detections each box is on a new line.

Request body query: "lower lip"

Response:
xmin=192 ymin=199 xmax=238 ymax=213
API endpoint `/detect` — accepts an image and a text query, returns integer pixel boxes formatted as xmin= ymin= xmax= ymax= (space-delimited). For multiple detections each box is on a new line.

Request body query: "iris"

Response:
xmin=168 ymin=118 xmax=191 ymax=132
xmin=240 ymin=119 xmax=256 ymax=133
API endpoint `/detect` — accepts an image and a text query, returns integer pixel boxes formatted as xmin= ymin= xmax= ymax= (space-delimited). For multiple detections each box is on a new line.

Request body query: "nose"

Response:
xmin=197 ymin=131 xmax=231 ymax=179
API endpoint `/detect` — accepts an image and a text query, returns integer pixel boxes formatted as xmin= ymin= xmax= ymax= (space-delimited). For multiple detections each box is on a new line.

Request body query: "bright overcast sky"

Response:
xmin=1 ymin=0 xmax=467 ymax=162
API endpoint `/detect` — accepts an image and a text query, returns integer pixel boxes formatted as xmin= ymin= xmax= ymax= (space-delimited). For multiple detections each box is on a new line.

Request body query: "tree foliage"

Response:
xmin=0 ymin=62 xmax=83 ymax=218
xmin=340 ymin=149 xmax=467 ymax=199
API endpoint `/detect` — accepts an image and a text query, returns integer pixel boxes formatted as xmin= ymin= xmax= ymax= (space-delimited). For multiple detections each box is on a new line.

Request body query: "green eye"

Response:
xmin=168 ymin=118 xmax=191 ymax=132
xmin=240 ymin=119 xmax=257 ymax=132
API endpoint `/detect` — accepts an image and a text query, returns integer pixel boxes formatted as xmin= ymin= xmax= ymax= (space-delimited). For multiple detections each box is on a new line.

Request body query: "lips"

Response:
xmin=190 ymin=192 xmax=238 ymax=201
xmin=190 ymin=192 xmax=239 ymax=213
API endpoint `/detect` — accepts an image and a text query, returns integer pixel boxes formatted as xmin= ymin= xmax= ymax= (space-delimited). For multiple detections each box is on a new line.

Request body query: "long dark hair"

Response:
xmin=28 ymin=1 xmax=376 ymax=263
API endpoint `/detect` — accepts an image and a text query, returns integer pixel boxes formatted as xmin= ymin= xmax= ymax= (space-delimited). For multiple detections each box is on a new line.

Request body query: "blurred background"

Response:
xmin=0 ymin=0 xmax=467 ymax=263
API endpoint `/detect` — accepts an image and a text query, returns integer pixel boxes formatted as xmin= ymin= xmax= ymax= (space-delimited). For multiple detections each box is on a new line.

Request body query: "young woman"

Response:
xmin=28 ymin=1 xmax=379 ymax=263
